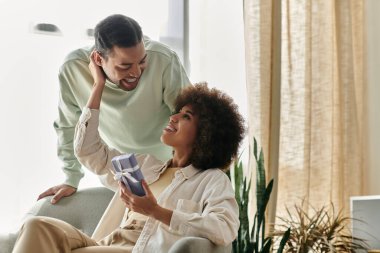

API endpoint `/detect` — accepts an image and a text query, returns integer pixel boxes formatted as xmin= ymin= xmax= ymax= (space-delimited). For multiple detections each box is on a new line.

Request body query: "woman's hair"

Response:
xmin=174 ymin=83 xmax=245 ymax=170
xmin=94 ymin=14 xmax=143 ymax=58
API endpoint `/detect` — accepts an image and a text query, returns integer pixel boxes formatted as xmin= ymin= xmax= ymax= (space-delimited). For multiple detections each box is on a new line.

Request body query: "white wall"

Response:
xmin=188 ymin=0 xmax=247 ymax=120
xmin=0 ymin=0 xmax=171 ymax=233
xmin=0 ymin=0 xmax=247 ymax=234
xmin=188 ymin=0 xmax=248 ymax=163
xmin=366 ymin=0 xmax=380 ymax=195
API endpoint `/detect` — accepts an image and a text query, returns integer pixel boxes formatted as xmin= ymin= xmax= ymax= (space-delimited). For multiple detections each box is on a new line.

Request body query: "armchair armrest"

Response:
xmin=168 ymin=236 xmax=232 ymax=253
xmin=0 ymin=187 xmax=114 ymax=253
xmin=24 ymin=187 xmax=114 ymax=236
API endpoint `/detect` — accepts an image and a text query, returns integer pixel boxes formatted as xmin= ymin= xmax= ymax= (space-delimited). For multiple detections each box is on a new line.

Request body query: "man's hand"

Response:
xmin=37 ymin=184 xmax=77 ymax=204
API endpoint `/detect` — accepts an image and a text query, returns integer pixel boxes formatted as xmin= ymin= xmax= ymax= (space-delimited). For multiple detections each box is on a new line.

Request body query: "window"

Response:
xmin=0 ymin=0 xmax=247 ymax=234
xmin=0 ymin=0 xmax=183 ymax=233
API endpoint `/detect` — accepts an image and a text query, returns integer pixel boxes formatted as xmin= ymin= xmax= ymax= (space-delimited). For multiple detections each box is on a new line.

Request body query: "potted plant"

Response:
xmin=228 ymin=138 xmax=290 ymax=253
xmin=272 ymin=201 xmax=368 ymax=252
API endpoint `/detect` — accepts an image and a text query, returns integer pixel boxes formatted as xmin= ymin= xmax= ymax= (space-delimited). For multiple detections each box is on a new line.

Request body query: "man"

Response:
xmin=38 ymin=14 xmax=190 ymax=204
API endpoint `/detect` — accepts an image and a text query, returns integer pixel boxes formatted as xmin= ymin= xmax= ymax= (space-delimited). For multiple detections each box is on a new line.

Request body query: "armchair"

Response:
xmin=0 ymin=187 xmax=231 ymax=253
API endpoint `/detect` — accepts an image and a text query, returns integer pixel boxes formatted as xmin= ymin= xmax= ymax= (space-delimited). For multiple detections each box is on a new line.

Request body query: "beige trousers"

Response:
xmin=12 ymin=217 xmax=137 ymax=253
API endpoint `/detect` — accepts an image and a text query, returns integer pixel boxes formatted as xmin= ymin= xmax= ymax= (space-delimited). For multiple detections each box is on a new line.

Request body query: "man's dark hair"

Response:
xmin=94 ymin=14 xmax=143 ymax=58
xmin=174 ymin=83 xmax=246 ymax=170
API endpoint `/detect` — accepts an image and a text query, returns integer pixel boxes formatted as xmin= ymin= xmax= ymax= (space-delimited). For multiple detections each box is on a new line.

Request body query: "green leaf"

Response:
xmin=226 ymin=169 xmax=231 ymax=180
xmin=256 ymin=148 xmax=266 ymax=212
xmin=258 ymin=180 xmax=273 ymax=216
xmin=232 ymin=239 xmax=238 ymax=253
xmin=234 ymin=159 xmax=242 ymax=205
xmin=257 ymin=180 xmax=273 ymax=237
xmin=261 ymin=237 xmax=272 ymax=253
xmin=254 ymin=137 xmax=258 ymax=160
xmin=251 ymin=213 xmax=257 ymax=241
xmin=231 ymin=137 xmax=290 ymax=253
xmin=277 ymin=228 xmax=291 ymax=253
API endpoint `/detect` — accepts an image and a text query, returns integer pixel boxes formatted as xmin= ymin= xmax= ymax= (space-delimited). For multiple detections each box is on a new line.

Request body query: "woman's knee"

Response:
xmin=22 ymin=217 xmax=46 ymax=230
xmin=21 ymin=216 xmax=58 ymax=233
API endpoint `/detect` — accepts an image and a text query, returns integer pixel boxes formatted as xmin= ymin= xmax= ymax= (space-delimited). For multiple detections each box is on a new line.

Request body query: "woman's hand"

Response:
xmin=89 ymin=50 xmax=106 ymax=87
xmin=119 ymin=180 xmax=158 ymax=216
xmin=119 ymin=180 xmax=173 ymax=226
xmin=86 ymin=51 xmax=106 ymax=109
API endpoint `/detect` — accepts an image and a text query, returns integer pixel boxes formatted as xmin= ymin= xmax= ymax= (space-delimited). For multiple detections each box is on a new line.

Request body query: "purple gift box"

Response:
xmin=111 ymin=153 xmax=145 ymax=196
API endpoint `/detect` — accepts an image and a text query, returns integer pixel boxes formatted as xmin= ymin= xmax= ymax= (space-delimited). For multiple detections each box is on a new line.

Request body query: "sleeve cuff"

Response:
xmin=74 ymin=107 xmax=100 ymax=156
xmin=78 ymin=107 xmax=100 ymax=125
xmin=64 ymin=176 xmax=81 ymax=188
xmin=169 ymin=210 xmax=189 ymax=234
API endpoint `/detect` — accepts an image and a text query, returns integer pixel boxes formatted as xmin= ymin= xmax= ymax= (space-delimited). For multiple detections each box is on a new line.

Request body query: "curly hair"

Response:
xmin=174 ymin=83 xmax=245 ymax=170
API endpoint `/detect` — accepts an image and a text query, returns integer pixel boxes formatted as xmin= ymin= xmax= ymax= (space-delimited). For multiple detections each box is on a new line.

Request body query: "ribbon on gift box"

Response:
xmin=113 ymin=159 xmax=140 ymax=183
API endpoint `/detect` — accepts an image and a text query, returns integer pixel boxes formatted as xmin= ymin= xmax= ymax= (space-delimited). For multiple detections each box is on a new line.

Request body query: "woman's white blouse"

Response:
xmin=73 ymin=107 xmax=239 ymax=253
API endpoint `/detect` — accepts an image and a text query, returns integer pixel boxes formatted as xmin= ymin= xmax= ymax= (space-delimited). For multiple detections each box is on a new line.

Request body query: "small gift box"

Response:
xmin=111 ymin=153 xmax=145 ymax=196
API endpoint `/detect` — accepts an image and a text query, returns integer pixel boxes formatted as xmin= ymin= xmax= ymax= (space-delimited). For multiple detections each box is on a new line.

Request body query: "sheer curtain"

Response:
xmin=244 ymin=0 xmax=367 ymax=224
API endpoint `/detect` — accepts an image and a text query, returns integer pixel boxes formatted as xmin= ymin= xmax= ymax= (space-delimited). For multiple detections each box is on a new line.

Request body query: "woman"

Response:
xmin=12 ymin=52 xmax=245 ymax=253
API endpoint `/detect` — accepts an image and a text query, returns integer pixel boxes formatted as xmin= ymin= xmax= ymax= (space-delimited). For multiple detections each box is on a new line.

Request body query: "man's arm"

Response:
xmin=73 ymin=51 xmax=122 ymax=191
xmin=162 ymin=52 xmax=191 ymax=111
xmin=38 ymin=59 xmax=85 ymax=203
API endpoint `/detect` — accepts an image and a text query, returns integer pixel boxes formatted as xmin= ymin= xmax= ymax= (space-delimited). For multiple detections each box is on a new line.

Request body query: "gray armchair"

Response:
xmin=0 ymin=187 xmax=231 ymax=253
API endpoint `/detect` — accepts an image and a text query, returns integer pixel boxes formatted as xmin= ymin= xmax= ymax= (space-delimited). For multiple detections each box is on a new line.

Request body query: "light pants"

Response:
xmin=12 ymin=217 xmax=135 ymax=253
